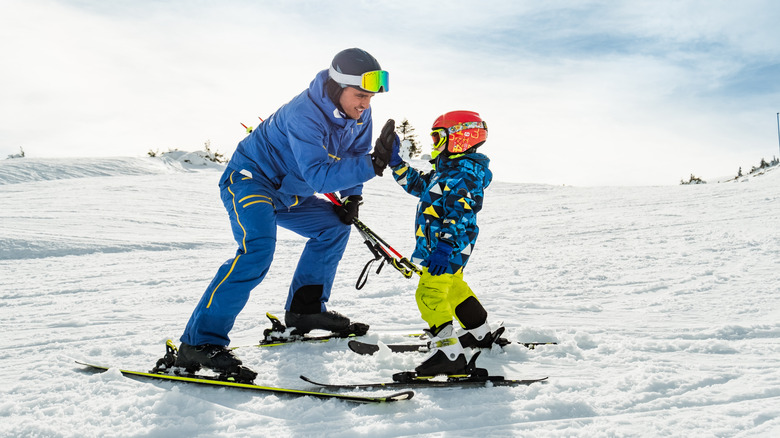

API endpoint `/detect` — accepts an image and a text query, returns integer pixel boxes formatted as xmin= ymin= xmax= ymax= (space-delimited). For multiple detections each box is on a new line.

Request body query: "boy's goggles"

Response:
xmin=430 ymin=128 xmax=448 ymax=150
xmin=329 ymin=67 xmax=389 ymax=93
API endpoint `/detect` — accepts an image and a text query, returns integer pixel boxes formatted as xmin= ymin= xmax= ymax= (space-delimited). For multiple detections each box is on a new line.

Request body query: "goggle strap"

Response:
xmin=447 ymin=121 xmax=487 ymax=134
xmin=329 ymin=66 xmax=362 ymax=87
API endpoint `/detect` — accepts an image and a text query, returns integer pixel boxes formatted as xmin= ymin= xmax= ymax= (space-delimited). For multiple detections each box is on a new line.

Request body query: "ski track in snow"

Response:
xmin=1 ymin=157 xmax=779 ymax=437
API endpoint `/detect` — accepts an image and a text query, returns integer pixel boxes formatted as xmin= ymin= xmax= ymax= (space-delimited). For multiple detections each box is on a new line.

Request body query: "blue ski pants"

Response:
xmin=180 ymin=169 xmax=351 ymax=346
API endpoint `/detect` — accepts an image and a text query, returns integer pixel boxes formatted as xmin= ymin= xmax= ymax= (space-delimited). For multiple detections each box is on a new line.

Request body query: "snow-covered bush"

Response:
xmin=147 ymin=141 xmax=227 ymax=165
xmin=6 ymin=147 xmax=25 ymax=159
xmin=680 ymin=174 xmax=706 ymax=185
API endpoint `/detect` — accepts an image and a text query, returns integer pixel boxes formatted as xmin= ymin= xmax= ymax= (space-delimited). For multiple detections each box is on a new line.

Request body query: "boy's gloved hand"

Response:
xmin=371 ymin=119 xmax=396 ymax=176
xmin=427 ymin=241 xmax=453 ymax=276
xmin=389 ymin=135 xmax=403 ymax=167
xmin=334 ymin=195 xmax=362 ymax=224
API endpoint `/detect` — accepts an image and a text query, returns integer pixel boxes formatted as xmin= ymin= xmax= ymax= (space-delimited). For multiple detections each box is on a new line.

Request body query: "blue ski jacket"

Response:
xmin=227 ymin=70 xmax=377 ymax=208
xmin=390 ymin=152 xmax=492 ymax=273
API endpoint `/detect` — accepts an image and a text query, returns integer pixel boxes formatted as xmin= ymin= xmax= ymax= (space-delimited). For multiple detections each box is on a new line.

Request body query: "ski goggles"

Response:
xmin=430 ymin=128 xmax=447 ymax=150
xmin=328 ymin=66 xmax=389 ymax=93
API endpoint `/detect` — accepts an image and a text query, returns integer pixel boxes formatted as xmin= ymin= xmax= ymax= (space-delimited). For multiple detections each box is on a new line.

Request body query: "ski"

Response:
xmin=77 ymin=361 xmax=412 ymax=403
xmin=348 ymin=340 xmax=426 ymax=355
xmin=301 ymin=351 xmax=547 ymax=390
xmin=240 ymin=313 xmax=369 ymax=348
xmin=348 ymin=340 xmax=558 ymax=355
xmin=300 ymin=374 xmax=548 ymax=390
xmin=348 ymin=325 xmax=555 ymax=356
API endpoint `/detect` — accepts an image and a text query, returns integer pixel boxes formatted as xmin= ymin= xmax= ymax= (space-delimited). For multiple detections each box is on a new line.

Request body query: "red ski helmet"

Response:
xmin=430 ymin=110 xmax=488 ymax=154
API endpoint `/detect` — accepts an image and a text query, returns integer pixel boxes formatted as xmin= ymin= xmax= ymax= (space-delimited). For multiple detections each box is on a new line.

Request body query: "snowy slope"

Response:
xmin=1 ymin=157 xmax=779 ymax=437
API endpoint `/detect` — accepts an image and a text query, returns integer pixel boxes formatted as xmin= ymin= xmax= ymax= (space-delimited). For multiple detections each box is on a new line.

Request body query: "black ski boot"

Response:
xmin=285 ymin=310 xmax=368 ymax=336
xmin=174 ymin=343 xmax=257 ymax=382
xmin=414 ymin=323 xmax=467 ymax=377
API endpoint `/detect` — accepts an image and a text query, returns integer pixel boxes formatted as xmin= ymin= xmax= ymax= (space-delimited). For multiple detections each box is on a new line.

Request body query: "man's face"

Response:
xmin=338 ymin=86 xmax=375 ymax=120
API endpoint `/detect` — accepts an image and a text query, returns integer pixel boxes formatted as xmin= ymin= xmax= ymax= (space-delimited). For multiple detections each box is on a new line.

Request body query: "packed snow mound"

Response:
xmin=2 ymin=153 xmax=780 ymax=436
xmin=0 ymin=154 xmax=224 ymax=185
xmin=153 ymin=150 xmax=227 ymax=170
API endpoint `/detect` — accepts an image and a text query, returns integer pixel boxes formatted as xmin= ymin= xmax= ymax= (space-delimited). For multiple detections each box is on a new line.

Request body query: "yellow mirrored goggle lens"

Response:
xmin=360 ymin=70 xmax=389 ymax=92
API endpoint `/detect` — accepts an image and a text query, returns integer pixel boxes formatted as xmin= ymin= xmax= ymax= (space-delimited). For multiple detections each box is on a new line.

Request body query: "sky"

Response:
xmin=2 ymin=0 xmax=779 ymax=186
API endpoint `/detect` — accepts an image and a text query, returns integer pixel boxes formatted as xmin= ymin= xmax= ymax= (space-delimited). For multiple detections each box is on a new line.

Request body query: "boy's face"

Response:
xmin=339 ymin=87 xmax=375 ymax=120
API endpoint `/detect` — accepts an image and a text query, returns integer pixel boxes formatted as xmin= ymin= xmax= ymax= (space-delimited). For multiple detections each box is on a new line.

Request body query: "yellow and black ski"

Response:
xmin=76 ymin=360 xmax=414 ymax=404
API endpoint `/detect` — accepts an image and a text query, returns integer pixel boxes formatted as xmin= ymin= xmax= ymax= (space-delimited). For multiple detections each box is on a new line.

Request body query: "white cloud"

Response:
xmin=2 ymin=0 xmax=779 ymax=185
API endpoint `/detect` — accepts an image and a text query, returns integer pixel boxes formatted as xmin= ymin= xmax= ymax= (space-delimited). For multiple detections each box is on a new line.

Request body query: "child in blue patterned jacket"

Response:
xmin=387 ymin=110 xmax=500 ymax=376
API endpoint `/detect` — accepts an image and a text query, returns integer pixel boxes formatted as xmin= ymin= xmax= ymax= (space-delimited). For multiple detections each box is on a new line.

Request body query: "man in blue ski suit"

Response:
xmin=175 ymin=48 xmax=397 ymax=377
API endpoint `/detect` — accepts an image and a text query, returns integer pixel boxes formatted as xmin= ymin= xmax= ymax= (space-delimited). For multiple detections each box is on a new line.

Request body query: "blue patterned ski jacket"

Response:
xmin=226 ymin=70 xmax=377 ymax=208
xmin=390 ymin=152 xmax=492 ymax=273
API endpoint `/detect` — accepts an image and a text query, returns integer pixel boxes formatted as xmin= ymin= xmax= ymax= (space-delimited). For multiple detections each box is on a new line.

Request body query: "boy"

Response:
xmin=387 ymin=110 xmax=499 ymax=376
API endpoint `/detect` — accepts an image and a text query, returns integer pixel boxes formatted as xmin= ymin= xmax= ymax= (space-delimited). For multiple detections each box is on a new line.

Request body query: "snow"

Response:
xmin=2 ymin=156 xmax=779 ymax=437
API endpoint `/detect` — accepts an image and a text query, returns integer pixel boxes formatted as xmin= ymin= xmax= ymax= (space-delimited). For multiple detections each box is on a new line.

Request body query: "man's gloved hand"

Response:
xmin=427 ymin=241 xmax=453 ymax=276
xmin=371 ymin=119 xmax=396 ymax=176
xmin=333 ymin=195 xmax=362 ymax=225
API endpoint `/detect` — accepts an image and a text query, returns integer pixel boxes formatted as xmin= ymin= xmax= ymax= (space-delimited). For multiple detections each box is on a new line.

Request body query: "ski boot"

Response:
xmin=173 ymin=342 xmax=257 ymax=383
xmin=284 ymin=310 xmax=369 ymax=337
xmin=413 ymin=322 xmax=468 ymax=377
xmin=458 ymin=322 xmax=509 ymax=349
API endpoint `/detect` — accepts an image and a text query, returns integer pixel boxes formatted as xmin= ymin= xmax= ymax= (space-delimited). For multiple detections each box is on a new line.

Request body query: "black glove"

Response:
xmin=371 ymin=119 xmax=396 ymax=176
xmin=333 ymin=195 xmax=362 ymax=224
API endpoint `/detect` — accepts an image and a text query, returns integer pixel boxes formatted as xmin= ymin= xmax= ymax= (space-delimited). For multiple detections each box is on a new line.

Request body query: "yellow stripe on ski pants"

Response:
xmin=416 ymin=268 xmax=480 ymax=330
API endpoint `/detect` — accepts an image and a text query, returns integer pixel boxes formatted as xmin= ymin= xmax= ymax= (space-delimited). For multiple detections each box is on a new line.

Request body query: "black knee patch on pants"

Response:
xmin=289 ymin=285 xmax=324 ymax=314
xmin=455 ymin=296 xmax=487 ymax=329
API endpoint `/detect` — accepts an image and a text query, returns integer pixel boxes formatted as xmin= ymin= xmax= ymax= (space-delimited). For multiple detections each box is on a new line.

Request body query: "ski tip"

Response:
xmin=347 ymin=340 xmax=380 ymax=355
xmin=300 ymin=375 xmax=415 ymax=402
xmin=388 ymin=390 xmax=415 ymax=401
xmin=299 ymin=375 xmax=318 ymax=385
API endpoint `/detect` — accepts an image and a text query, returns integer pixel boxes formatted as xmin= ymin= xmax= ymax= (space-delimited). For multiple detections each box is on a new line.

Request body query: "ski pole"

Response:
xmin=324 ymin=193 xmax=422 ymax=288
xmin=324 ymin=193 xmax=410 ymax=260
xmin=351 ymin=219 xmax=421 ymax=277
xmin=240 ymin=117 xmax=265 ymax=134
xmin=325 ymin=192 xmax=406 ymax=283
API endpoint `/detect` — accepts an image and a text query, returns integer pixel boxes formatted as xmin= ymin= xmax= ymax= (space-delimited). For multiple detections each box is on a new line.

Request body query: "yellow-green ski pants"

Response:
xmin=416 ymin=268 xmax=480 ymax=330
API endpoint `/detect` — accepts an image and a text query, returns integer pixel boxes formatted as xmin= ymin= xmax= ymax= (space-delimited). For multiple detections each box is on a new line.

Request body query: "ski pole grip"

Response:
xmin=390 ymin=259 xmax=414 ymax=278
xmin=398 ymin=257 xmax=422 ymax=276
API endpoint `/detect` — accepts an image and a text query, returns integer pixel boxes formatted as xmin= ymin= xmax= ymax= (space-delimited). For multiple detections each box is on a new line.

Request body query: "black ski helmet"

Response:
xmin=326 ymin=48 xmax=387 ymax=105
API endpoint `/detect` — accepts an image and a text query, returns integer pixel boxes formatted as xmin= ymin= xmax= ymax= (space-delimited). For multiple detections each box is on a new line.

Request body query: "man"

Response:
xmin=174 ymin=48 xmax=396 ymax=379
